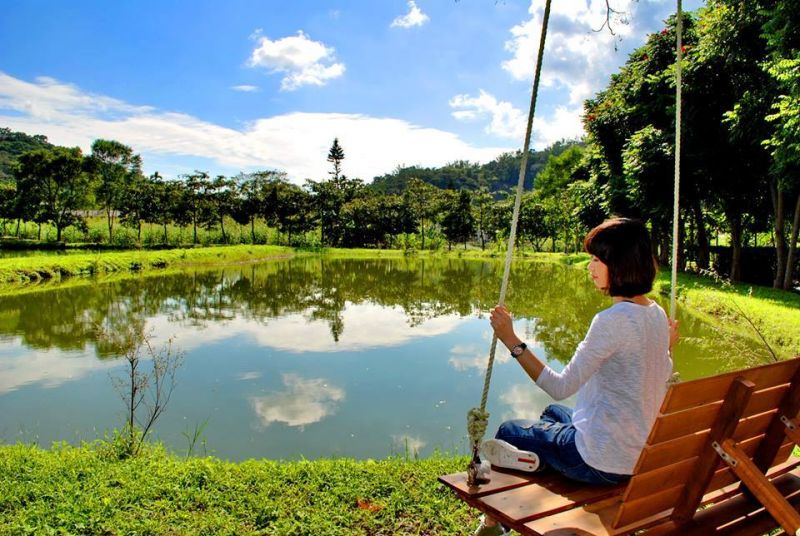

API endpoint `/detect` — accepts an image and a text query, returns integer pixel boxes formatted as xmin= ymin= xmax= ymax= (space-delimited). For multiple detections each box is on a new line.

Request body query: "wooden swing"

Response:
xmin=441 ymin=1 xmax=800 ymax=533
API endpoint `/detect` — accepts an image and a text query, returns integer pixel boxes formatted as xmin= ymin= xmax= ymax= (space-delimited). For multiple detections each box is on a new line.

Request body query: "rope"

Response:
xmin=670 ymin=0 xmax=683 ymax=322
xmin=467 ymin=0 xmax=552 ymax=485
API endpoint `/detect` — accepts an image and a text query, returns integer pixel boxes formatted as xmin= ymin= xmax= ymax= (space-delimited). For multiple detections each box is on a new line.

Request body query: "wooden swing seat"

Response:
xmin=440 ymin=356 xmax=800 ymax=535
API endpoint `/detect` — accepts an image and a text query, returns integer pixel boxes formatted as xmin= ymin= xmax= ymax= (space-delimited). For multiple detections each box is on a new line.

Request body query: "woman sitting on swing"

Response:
xmin=475 ymin=217 xmax=679 ymax=536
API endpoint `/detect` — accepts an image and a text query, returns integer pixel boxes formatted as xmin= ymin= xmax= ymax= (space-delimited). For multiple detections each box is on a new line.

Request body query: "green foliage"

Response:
xmin=0 ymin=127 xmax=52 ymax=183
xmin=15 ymin=146 xmax=92 ymax=241
xmin=440 ymin=190 xmax=475 ymax=249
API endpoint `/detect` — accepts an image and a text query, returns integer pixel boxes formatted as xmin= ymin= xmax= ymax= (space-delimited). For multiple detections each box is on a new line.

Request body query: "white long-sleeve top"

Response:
xmin=535 ymin=301 xmax=673 ymax=475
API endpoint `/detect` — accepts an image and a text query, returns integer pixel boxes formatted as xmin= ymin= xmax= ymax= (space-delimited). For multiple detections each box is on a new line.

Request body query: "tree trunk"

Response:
xmin=137 ymin=221 xmax=142 ymax=242
xmin=15 ymin=218 xmax=20 ymax=237
xmin=193 ymin=217 xmax=198 ymax=245
xmin=772 ymin=182 xmax=787 ymax=288
xmin=220 ymin=216 xmax=226 ymax=243
xmin=692 ymin=199 xmax=709 ymax=270
xmin=163 ymin=223 xmax=168 ymax=243
xmin=783 ymin=192 xmax=800 ymax=290
xmin=56 ymin=223 xmax=63 ymax=242
xmin=37 ymin=222 xmax=42 ymax=240
xmin=420 ymin=219 xmax=425 ymax=250
xmin=676 ymin=215 xmax=686 ymax=273
xmin=730 ymin=214 xmax=743 ymax=282
xmin=250 ymin=217 xmax=256 ymax=244
xmin=107 ymin=207 xmax=114 ymax=243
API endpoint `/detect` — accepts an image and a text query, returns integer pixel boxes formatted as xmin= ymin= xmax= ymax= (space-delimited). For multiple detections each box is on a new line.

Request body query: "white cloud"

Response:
xmin=0 ymin=339 xmax=120 ymax=394
xmin=392 ymin=434 xmax=427 ymax=455
xmin=0 ymin=72 xmax=509 ymax=182
xmin=391 ymin=1 xmax=430 ymax=29
xmin=498 ymin=382 xmax=553 ymax=421
xmin=502 ymin=1 xmax=685 ymax=106
xmin=448 ymin=341 xmax=510 ymax=372
xmin=503 ymin=0 xmax=636 ymax=105
xmin=231 ymin=84 xmax=259 ymax=92
xmin=247 ymin=31 xmax=345 ymax=91
xmin=250 ymin=374 xmax=345 ymax=429
xmin=449 ymin=89 xmax=526 ymax=139
xmin=449 ymin=89 xmax=584 ymax=146
xmin=144 ymin=302 xmax=467 ymax=354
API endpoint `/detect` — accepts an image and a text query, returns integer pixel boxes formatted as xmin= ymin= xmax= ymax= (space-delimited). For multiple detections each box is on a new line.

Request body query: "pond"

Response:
xmin=0 ymin=257 xmax=766 ymax=460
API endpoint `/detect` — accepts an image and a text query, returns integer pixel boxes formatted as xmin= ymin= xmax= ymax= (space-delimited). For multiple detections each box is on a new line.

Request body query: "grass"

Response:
xmin=653 ymin=270 xmax=800 ymax=359
xmin=0 ymin=245 xmax=295 ymax=287
xmin=0 ymin=442 xmax=474 ymax=535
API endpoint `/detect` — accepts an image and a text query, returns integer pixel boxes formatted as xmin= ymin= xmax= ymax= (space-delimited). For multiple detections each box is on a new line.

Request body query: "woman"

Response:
xmin=474 ymin=218 xmax=679 ymax=536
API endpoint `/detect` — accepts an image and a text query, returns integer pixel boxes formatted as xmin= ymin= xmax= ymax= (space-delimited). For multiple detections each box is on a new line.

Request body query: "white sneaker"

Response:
xmin=481 ymin=438 xmax=540 ymax=472
xmin=473 ymin=515 xmax=510 ymax=536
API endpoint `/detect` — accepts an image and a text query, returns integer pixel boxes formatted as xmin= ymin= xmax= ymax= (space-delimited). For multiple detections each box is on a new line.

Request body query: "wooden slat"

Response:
xmin=476 ymin=475 xmax=623 ymax=527
xmin=660 ymin=358 xmax=800 ymax=414
xmin=721 ymin=439 xmax=800 ymax=534
xmin=523 ymin=456 xmax=800 ymax=536
xmin=619 ymin=437 xmax=793 ymax=524
xmin=752 ymin=362 xmax=800 ymax=476
xmin=662 ymin=377 xmax=756 ymax=526
xmin=643 ymin=471 xmax=800 ymax=536
xmin=705 ymin=441 xmax=794 ymax=494
xmin=438 ymin=469 xmax=538 ymax=498
xmin=649 ymin=385 xmax=787 ymax=444
xmin=636 ymin=409 xmax=776 ymax=473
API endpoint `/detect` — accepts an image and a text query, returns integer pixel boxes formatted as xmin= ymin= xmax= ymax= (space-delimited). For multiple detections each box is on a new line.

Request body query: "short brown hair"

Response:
xmin=583 ymin=218 xmax=657 ymax=297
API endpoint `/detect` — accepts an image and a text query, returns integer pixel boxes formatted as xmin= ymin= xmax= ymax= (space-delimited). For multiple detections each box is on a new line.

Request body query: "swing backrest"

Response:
xmin=611 ymin=357 xmax=800 ymax=529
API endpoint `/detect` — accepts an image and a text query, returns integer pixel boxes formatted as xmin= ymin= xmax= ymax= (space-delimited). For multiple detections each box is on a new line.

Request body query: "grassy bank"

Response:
xmin=0 ymin=442 xmax=473 ymax=535
xmin=0 ymin=245 xmax=296 ymax=286
xmin=653 ymin=270 xmax=800 ymax=359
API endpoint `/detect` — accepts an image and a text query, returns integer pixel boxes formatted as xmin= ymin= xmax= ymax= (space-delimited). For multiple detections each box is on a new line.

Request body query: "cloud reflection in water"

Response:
xmin=250 ymin=374 xmax=345 ymax=429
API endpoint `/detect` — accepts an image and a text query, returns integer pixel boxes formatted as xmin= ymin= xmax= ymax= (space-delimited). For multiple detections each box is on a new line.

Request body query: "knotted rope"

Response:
xmin=467 ymin=0 xmax=552 ymax=486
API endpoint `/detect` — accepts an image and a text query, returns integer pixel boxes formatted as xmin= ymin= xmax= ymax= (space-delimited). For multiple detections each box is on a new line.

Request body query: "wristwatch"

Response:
xmin=510 ymin=342 xmax=527 ymax=359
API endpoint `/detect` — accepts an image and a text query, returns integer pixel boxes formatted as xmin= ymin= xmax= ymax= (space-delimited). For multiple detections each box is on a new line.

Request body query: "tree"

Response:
xmin=119 ymin=171 xmax=149 ymax=242
xmin=691 ymin=1 xmax=774 ymax=281
xmin=441 ymin=189 xmax=475 ymax=250
xmin=273 ymin=181 xmax=314 ymax=243
xmin=308 ymin=142 xmax=363 ymax=247
xmin=762 ymin=0 xmax=800 ymax=289
xmin=181 ymin=171 xmax=210 ymax=245
xmin=236 ymin=170 xmax=286 ymax=244
xmin=471 ymin=185 xmax=493 ymax=250
xmin=327 ymin=138 xmax=345 ymax=183
xmin=88 ymin=139 xmax=142 ymax=242
xmin=14 ymin=147 xmax=90 ymax=241
xmin=403 ymin=178 xmax=441 ymax=249
xmin=204 ymin=175 xmax=236 ymax=243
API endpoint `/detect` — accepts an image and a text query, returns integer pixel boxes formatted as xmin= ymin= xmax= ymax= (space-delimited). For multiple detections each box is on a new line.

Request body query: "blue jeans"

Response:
xmin=495 ymin=404 xmax=629 ymax=485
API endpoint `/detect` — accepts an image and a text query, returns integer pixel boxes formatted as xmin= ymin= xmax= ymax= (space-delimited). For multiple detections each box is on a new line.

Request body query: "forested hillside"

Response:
xmin=369 ymin=140 xmax=577 ymax=195
xmin=0 ymin=128 xmax=52 ymax=182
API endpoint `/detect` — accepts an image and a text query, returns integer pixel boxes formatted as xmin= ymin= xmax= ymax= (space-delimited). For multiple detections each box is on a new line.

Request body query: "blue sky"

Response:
xmin=0 ymin=0 xmax=703 ymax=183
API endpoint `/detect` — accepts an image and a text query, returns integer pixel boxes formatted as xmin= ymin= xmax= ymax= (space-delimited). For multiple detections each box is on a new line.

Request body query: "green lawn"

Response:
xmin=0 ymin=442 xmax=474 ymax=535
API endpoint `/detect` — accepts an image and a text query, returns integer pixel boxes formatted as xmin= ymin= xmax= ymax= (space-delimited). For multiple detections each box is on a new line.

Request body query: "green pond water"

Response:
xmin=0 ymin=257 xmax=765 ymax=460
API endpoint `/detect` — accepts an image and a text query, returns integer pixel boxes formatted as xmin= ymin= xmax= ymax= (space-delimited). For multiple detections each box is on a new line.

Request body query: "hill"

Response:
xmin=0 ymin=128 xmax=53 ymax=182
xmin=369 ymin=140 xmax=582 ymax=195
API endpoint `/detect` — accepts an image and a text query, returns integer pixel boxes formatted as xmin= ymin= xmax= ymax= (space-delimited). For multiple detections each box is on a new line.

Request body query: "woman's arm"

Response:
xmin=489 ymin=305 xmax=545 ymax=381
xmin=490 ymin=305 xmax=619 ymax=400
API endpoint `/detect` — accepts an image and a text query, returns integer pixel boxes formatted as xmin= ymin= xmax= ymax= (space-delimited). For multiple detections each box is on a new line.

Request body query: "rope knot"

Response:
xmin=467 ymin=407 xmax=490 ymax=448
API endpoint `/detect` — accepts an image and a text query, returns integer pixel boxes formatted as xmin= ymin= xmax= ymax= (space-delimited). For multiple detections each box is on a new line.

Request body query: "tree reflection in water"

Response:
xmin=0 ymin=256 xmax=764 ymax=375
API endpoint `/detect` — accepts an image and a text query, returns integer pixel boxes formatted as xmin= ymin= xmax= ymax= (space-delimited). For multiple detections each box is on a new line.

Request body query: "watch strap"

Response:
xmin=511 ymin=342 xmax=527 ymax=358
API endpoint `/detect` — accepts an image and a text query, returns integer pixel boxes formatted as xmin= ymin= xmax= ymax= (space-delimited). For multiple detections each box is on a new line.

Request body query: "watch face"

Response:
xmin=512 ymin=344 xmax=525 ymax=357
